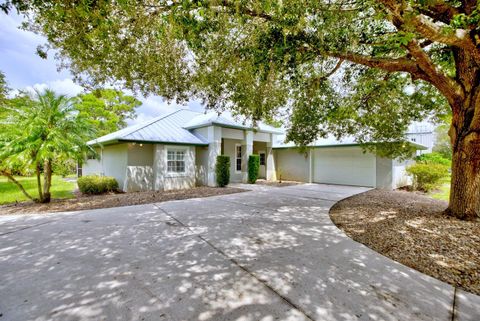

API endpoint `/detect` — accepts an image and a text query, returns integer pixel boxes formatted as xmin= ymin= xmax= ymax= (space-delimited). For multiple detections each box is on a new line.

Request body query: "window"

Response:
xmin=167 ymin=150 xmax=185 ymax=173
xmin=236 ymin=145 xmax=242 ymax=172
xmin=259 ymin=153 xmax=266 ymax=166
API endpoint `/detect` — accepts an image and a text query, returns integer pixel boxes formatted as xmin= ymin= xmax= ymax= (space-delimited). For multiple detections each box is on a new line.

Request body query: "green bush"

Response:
xmin=77 ymin=175 xmax=119 ymax=194
xmin=248 ymin=154 xmax=260 ymax=184
xmin=415 ymin=152 xmax=451 ymax=167
xmin=406 ymin=163 xmax=449 ymax=192
xmin=215 ymin=155 xmax=230 ymax=187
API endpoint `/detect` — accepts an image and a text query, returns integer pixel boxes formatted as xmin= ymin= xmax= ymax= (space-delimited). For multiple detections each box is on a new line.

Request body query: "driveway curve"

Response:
xmin=0 ymin=184 xmax=478 ymax=321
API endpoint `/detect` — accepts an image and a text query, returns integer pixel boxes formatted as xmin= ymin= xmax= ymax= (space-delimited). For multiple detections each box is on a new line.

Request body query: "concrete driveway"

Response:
xmin=0 ymin=184 xmax=478 ymax=321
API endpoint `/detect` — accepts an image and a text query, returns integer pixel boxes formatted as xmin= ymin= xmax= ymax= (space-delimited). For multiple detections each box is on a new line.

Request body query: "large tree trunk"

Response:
xmin=447 ymin=132 xmax=480 ymax=220
xmin=41 ymin=159 xmax=52 ymax=203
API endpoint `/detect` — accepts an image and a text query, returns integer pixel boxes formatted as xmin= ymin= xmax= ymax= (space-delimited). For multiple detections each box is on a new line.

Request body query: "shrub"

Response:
xmin=78 ymin=175 xmax=119 ymax=194
xmin=248 ymin=154 xmax=260 ymax=184
xmin=415 ymin=152 xmax=451 ymax=167
xmin=215 ymin=155 xmax=230 ymax=187
xmin=406 ymin=163 xmax=449 ymax=192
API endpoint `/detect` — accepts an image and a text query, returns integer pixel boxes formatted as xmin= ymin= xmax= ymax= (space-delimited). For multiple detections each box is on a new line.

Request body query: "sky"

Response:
xmin=0 ymin=11 xmax=205 ymax=125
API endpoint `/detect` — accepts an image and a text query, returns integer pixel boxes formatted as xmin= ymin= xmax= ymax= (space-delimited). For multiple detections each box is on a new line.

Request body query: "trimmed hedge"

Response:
xmin=215 ymin=155 xmax=230 ymax=187
xmin=248 ymin=154 xmax=260 ymax=184
xmin=406 ymin=163 xmax=449 ymax=192
xmin=78 ymin=175 xmax=119 ymax=195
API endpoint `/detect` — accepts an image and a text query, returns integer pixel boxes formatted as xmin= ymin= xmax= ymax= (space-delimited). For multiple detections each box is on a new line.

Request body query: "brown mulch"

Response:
xmin=255 ymin=179 xmax=302 ymax=187
xmin=330 ymin=189 xmax=480 ymax=295
xmin=0 ymin=187 xmax=247 ymax=215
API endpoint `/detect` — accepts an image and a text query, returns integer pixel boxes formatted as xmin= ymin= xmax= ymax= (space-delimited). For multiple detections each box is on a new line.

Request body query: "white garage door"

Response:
xmin=313 ymin=147 xmax=376 ymax=187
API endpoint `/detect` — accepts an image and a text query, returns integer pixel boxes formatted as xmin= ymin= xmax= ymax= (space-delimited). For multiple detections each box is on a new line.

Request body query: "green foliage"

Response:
xmin=53 ymin=159 xmax=77 ymax=177
xmin=0 ymin=89 xmax=95 ymax=202
xmin=406 ymin=163 xmax=449 ymax=192
xmin=415 ymin=152 xmax=451 ymax=167
xmin=6 ymin=0 xmax=469 ymax=160
xmin=248 ymin=155 xmax=260 ymax=184
xmin=77 ymin=175 xmax=118 ymax=195
xmin=215 ymin=155 xmax=230 ymax=187
xmin=74 ymin=89 xmax=141 ymax=138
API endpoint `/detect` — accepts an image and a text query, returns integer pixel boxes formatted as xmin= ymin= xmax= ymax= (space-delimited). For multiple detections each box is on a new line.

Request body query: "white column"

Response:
xmin=308 ymin=148 xmax=313 ymax=183
xmin=207 ymin=126 xmax=222 ymax=186
xmin=266 ymin=134 xmax=276 ymax=181
xmin=241 ymin=130 xmax=254 ymax=183
xmin=152 ymin=144 xmax=165 ymax=190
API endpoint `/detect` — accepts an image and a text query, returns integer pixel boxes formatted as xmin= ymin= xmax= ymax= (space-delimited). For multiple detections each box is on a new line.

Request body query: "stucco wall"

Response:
xmin=195 ymin=146 xmax=209 ymax=186
xmin=223 ymin=138 xmax=243 ymax=182
xmin=102 ymin=144 xmax=128 ymax=189
xmin=127 ymin=143 xmax=153 ymax=166
xmin=393 ymin=159 xmax=413 ymax=188
xmin=376 ymin=157 xmax=393 ymax=189
xmin=153 ymin=144 xmax=196 ymax=191
xmin=274 ymin=148 xmax=310 ymax=182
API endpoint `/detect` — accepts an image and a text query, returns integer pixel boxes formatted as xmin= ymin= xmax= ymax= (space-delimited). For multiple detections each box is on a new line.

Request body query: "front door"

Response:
xmin=259 ymin=151 xmax=266 ymax=178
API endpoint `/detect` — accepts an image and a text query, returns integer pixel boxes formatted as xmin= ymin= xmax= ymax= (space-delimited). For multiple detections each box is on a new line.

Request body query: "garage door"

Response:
xmin=313 ymin=147 xmax=376 ymax=187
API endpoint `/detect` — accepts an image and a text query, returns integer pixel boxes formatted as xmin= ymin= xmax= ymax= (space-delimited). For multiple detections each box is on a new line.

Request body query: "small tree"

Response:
xmin=248 ymin=155 xmax=260 ymax=184
xmin=0 ymin=89 xmax=94 ymax=203
xmin=215 ymin=155 xmax=230 ymax=187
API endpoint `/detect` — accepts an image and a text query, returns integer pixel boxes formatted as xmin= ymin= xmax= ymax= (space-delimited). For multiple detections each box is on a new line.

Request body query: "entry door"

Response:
xmin=259 ymin=151 xmax=266 ymax=178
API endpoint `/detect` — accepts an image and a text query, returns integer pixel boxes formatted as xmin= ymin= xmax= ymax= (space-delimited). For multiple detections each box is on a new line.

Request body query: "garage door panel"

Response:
xmin=313 ymin=147 xmax=375 ymax=187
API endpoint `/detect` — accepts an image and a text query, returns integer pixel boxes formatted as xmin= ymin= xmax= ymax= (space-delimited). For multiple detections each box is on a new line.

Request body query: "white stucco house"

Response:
xmin=83 ymin=109 xmax=426 ymax=192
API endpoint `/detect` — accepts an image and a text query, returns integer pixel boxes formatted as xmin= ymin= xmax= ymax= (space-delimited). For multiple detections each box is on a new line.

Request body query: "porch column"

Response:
xmin=153 ymin=144 xmax=165 ymax=190
xmin=266 ymin=135 xmax=276 ymax=181
xmin=241 ymin=130 xmax=254 ymax=183
xmin=207 ymin=126 xmax=222 ymax=186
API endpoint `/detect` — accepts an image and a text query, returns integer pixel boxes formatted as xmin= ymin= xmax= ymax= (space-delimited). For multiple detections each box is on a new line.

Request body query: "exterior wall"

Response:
xmin=376 ymin=157 xmax=394 ymax=190
xmin=223 ymin=138 xmax=243 ymax=182
xmin=195 ymin=146 xmax=209 ymax=186
xmin=222 ymin=128 xmax=244 ymax=140
xmin=153 ymin=144 xmax=196 ymax=191
xmin=393 ymin=159 xmax=414 ymax=188
xmin=253 ymin=141 xmax=267 ymax=178
xmin=275 ymin=148 xmax=310 ymax=182
xmin=123 ymin=143 xmax=154 ymax=191
xmin=127 ymin=143 xmax=153 ymax=166
xmin=102 ymin=144 xmax=128 ymax=189
xmin=253 ymin=131 xmax=270 ymax=142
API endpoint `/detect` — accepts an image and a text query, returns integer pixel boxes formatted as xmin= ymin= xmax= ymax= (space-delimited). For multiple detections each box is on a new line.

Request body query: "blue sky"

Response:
xmin=0 ymin=12 xmax=204 ymax=125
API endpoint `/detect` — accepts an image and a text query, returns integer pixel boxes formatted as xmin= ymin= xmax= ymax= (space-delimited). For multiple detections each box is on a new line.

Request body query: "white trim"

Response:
xmin=166 ymin=147 xmax=187 ymax=174
xmin=235 ymin=144 xmax=242 ymax=173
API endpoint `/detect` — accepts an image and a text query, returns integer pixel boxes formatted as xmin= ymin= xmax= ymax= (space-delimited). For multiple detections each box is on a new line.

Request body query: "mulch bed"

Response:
xmin=329 ymin=189 xmax=480 ymax=295
xmin=0 ymin=186 xmax=247 ymax=215
xmin=254 ymin=179 xmax=302 ymax=187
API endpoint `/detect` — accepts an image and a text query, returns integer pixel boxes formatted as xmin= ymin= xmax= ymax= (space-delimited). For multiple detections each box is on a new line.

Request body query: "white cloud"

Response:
xmin=23 ymin=78 xmax=85 ymax=97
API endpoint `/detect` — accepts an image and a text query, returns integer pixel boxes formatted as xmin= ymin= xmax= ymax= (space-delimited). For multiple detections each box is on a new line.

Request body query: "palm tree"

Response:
xmin=0 ymin=89 xmax=94 ymax=203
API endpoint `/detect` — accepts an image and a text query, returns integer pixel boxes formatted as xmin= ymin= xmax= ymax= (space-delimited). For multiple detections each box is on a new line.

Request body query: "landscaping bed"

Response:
xmin=0 ymin=186 xmax=247 ymax=215
xmin=254 ymin=179 xmax=302 ymax=187
xmin=330 ymin=189 xmax=480 ymax=295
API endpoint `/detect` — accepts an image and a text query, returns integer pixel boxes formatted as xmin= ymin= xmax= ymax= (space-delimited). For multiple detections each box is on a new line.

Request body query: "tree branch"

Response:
xmin=0 ymin=170 xmax=35 ymax=201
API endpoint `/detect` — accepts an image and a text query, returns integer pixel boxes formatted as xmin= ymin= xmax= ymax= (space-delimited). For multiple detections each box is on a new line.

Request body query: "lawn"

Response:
xmin=0 ymin=175 xmax=76 ymax=205
xmin=429 ymin=176 xmax=450 ymax=201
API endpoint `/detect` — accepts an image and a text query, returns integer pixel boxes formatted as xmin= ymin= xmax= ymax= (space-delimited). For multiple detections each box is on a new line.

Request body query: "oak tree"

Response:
xmin=3 ymin=0 xmax=479 ymax=218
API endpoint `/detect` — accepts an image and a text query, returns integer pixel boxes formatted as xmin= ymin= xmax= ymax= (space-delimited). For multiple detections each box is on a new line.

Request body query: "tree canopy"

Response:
xmin=75 ymin=89 xmax=141 ymax=137
xmin=0 ymin=89 xmax=94 ymax=202
xmin=3 ymin=0 xmax=480 ymax=217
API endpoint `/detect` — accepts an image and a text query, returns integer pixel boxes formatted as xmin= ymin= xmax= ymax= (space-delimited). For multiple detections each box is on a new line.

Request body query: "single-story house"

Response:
xmin=83 ymin=109 xmax=426 ymax=192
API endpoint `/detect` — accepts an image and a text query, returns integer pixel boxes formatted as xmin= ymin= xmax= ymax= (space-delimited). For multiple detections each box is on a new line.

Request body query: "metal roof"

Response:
xmin=272 ymin=134 xmax=428 ymax=150
xmin=88 ymin=109 xmax=285 ymax=146
xmin=183 ymin=113 xmax=284 ymax=134
xmin=88 ymin=109 xmax=209 ymax=146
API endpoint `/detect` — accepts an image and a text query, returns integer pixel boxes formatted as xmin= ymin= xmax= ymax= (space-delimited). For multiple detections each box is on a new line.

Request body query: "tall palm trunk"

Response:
xmin=42 ymin=159 xmax=52 ymax=203
xmin=35 ymin=161 xmax=43 ymax=203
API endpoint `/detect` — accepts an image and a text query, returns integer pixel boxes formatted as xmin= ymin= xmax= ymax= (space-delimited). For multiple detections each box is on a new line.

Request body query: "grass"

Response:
xmin=429 ymin=176 xmax=450 ymax=201
xmin=0 ymin=175 xmax=76 ymax=205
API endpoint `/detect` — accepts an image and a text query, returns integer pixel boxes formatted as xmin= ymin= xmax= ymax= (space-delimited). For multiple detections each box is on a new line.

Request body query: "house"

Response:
xmin=83 ymin=109 xmax=426 ymax=191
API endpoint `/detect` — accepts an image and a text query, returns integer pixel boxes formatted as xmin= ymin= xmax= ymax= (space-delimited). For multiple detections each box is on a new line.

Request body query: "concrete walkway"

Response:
xmin=0 ymin=184 xmax=478 ymax=321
